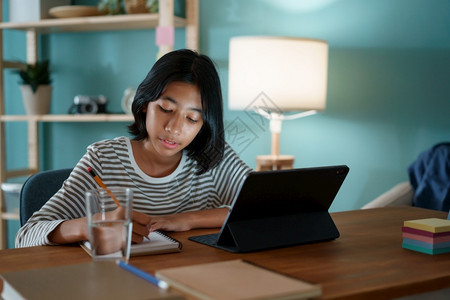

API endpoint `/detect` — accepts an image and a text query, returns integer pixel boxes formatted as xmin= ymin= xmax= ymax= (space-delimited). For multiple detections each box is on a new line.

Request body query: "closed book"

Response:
xmin=403 ymin=218 xmax=450 ymax=233
xmin=156 ymin=259 xmax=321 ymax=300
xmin=1 ymin=262 xmax=182 ymax=300
xmin=81 ymin=231 xmax=182 ymax=258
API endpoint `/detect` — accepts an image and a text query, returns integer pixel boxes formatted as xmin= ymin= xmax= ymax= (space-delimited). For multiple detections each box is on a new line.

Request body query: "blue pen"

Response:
xmin=117 ymin=260 xmax=169 ymax=289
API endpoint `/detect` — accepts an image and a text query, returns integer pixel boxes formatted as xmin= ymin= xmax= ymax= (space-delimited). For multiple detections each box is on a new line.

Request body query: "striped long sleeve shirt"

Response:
xmin=16 ymin=136 xmax=252 ymax=247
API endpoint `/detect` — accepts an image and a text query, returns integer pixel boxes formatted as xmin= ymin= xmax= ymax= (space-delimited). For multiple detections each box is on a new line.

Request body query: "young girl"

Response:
xmin=16 ymin=49 xmax=252 ymax=248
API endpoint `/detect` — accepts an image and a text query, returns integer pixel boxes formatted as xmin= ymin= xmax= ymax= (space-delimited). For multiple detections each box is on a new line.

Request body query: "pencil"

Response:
xmin=117 ymin=261 xmax=169 ymax=289
xmin=86 ymin=167 xmax=121 ymax=207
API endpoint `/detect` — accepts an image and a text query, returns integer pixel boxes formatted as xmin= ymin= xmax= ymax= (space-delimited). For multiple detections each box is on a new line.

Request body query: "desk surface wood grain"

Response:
xmin=1 ymin=207 xmax=449 ymax=299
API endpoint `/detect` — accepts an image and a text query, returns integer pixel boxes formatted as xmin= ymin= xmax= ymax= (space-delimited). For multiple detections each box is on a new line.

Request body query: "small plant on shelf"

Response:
xmin=15 ymin=60 xmax=52 ymax=115
xmin=98 ymin=0 xmax=158 ymax=15
xmin=98 ymin=0 xmax=125 ymax=15
xmin=16 ymin=60 xmax=52 ymax=94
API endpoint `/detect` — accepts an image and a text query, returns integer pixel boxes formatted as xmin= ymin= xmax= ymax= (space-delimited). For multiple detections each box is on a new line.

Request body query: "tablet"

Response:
xmin=189 ymin=165 xmax=349 ymax=252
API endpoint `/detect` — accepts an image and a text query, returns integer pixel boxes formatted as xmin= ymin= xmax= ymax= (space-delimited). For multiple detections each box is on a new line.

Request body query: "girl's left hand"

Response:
xmin=148 ymin=214 xmax=192 ymax=232
xmin=147 ymin=208 xmax=229 ymax=232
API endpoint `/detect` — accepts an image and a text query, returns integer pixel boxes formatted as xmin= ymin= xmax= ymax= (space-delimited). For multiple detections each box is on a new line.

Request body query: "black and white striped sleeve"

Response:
xmin=213 ymin=143 xmax=253 ymax=207
xmin=15 ymin=144 xmax=105 ymax=248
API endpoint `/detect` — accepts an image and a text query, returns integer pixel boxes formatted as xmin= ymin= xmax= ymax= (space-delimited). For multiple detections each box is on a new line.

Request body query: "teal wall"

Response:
xmin=3 ymin=0 xmax=450 ymax=247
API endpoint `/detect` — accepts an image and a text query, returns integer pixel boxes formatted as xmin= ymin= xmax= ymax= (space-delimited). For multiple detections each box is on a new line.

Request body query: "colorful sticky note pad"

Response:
xmin=403 ymin=218 xmax=450 ymax=233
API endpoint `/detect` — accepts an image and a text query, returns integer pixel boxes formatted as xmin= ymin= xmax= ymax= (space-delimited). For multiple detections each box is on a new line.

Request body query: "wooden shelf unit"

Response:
xmin=0 ymin=114 xmax=134 ymax=122
xmin=0 ymin=13 xmax=187 ymax=33
xmin=0 ymin=0 xmax=199 ymax=249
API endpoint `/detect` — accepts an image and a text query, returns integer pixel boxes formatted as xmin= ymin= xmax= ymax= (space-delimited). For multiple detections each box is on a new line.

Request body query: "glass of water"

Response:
xmin=85 ymin=187 xmax=133 ymax=262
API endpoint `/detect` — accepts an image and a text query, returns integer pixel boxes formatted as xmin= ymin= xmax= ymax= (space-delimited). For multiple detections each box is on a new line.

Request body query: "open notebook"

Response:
xmin=81 ymin=231 xmax=182 ymax=258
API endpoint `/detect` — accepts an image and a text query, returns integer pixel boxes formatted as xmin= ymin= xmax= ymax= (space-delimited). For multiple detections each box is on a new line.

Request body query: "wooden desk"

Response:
xmin=1 ymin=207 xmax=449 ymax=299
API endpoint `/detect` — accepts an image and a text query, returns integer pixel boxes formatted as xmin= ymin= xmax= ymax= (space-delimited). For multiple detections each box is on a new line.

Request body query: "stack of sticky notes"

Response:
xmin=402 ymin=218 xmax=450 ymax=255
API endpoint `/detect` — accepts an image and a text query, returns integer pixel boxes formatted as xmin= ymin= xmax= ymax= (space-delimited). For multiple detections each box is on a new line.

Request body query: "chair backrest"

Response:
xmin=20 ymin=168 xmax=72 ymax=226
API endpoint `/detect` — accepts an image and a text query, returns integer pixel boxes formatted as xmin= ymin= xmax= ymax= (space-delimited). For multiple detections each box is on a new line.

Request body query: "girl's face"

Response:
xmin=144 ymin=81 xmax=204 ymax=160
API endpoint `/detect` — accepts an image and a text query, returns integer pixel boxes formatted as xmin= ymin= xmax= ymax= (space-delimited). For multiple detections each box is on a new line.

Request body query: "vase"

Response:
xmin=20 ymin=85 xmax=52 ymax=115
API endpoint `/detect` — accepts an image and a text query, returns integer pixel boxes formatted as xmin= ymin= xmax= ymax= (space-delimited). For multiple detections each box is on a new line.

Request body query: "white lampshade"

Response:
xmin=228 ymin=36 xmax=328 ymax=112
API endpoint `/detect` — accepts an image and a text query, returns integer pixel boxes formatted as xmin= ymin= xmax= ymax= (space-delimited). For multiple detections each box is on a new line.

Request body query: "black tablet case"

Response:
xmin=189 ymin=165 xmax=349 ymax=253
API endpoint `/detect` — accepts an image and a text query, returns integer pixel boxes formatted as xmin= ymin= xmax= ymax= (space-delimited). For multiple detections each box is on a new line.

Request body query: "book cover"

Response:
xmin=155 ymin=259 xmax=322 ymax=300
xmin=81 ymin=231 xmax=182 ymax=258
xmin=401 ymin=226 xmax=450 ymax=238
xmin=402 ymin=232 xmax=450 ymax=244
xmin=1 ymin=262 xmax=182 ymax=300
xmin=402 ymin=242 xmax=450 ymax=255
xmin=403 ymin=218 xmax=450 ymax=233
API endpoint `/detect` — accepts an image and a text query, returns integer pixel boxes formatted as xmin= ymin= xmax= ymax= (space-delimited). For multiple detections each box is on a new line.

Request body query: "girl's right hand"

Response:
xmin=131 ymin=210 xmax=152 ymax=244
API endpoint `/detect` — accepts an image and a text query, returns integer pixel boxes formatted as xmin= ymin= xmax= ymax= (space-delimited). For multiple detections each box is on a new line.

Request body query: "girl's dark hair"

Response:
xmin=128 ymin=49 xmax=225 ymax=174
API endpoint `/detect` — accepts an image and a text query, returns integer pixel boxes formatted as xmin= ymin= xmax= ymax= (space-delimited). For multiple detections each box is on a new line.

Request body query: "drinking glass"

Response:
xmin=85 ymin=187 xmax=133 ymax=262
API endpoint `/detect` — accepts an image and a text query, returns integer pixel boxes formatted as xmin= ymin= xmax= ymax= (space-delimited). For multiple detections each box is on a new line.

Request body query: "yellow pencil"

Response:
xmin=87 ymin=167 xmax=121 ymax=207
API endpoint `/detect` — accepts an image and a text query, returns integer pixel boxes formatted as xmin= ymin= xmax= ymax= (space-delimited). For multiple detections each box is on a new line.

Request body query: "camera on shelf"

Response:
xmin=69 ymin=95 xmax=107 ymax=114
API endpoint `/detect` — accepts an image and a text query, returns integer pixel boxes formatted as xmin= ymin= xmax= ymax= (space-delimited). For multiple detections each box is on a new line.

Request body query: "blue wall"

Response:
xmin=3 ymin=0 xmax=450 ymax=247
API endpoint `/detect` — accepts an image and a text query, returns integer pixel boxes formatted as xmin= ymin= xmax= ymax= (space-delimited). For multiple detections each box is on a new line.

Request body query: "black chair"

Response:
xmin=20 ymin=168 xmax=72 ymax=226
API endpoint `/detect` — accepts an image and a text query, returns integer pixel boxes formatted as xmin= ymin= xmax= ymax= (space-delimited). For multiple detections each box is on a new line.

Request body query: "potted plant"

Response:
xmin=16 ymin=60 xmax=52 ymax=115
xmin=98 ymin=0 xmax=158 ymax=15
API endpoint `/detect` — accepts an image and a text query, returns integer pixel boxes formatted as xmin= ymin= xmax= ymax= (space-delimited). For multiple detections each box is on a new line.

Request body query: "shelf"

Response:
xmin=3 ymin=61 xmax=25 ymax=70
xmin=0 ymin=13 xmax=186 ymax=34
xmin=0 ymin=114 xmax=134 ymax=122
xmin=0 ymin=212 xmax=19 ymax=221
xmin=0 ymin=0 xmax=199 ymax=250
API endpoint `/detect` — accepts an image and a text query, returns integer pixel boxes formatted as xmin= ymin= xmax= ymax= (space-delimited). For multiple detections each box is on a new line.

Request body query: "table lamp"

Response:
xmin=228 ymin=36 xmax=328 ymax=170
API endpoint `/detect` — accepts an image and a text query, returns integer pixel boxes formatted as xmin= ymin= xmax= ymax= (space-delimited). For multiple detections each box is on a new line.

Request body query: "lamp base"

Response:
xmin=256 ymin=155 xmax=294 ymax=171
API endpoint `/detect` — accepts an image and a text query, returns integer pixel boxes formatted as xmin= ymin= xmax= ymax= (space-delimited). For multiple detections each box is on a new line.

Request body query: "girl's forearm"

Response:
xmin=183 ymin=207 xmax=229 ymax=229
xmin=149 ymin=207 xmax=230 ymax=232
xmin=48 ymin=217 xmax=88 ymax=244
